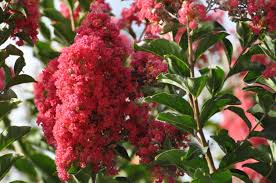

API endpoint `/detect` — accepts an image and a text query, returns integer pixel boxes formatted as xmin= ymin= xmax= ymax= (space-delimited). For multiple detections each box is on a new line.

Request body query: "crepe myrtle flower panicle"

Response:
xmin=178 ymin=1 xmax=207 ymax=29
xmin=52 ymin=9 xmax=149 ymax=180
xmin=34 ymin=59 xmax=60 ymax=146
xmin=131 ymin=51 xmax=168 ymax=87
xmin=12 ymin=0 xmax=40 ymax=45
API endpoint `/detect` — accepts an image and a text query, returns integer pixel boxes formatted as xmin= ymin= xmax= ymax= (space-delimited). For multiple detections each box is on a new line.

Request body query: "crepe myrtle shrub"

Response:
xmin=0 ymin=0 xmax=275 ymax=183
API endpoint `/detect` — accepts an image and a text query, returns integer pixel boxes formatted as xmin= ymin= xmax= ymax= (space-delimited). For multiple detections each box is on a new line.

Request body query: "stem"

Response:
xmin=186 ymin=23 xmax=216 ymax=174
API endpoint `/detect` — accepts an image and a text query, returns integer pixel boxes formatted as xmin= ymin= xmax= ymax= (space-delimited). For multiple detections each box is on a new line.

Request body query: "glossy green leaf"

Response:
xmin=201 ymin=94 xmax=241 ymax=125
xmin=192 ymin=170 xmax=232 ymax=183
xmin=0 ymin=154 xmax=22 ymax=181
xmin=114 ymin=145 xmax=130 ymax=161
xmin=155 ymin=149 xmax=208 ymax=178
xmin=157 ymin=112 xmax=196 ymax=134
xmin=228 ymin=45 xmax=265 ymax=77
xmin=222 ymin=38 xmax=233 ymax=65
xmin=134 ymin=39 xmax=184 ymax=60
xmin=157 ymin=73 xmax=186 ymax=91
xmin=211 ymin=129 xmax=237 ymax=153
xmin=29 ymin=153 xmax=59 ymax=182
xmin=6 ymin=74 xmax=35 ymax=88
xmin=195 ymin=31 xmax=228 ymax=60
xmin=201 ymin=67 xmax=225 ymax=96
xmin=166 ymin=55 xmax=190 ymax=77
xmin=14 ymin=57 xmax=25 ymax=75
xmin=145 ymin=92 xmax=193 ymax=116
xmin=183 ymin=76 xmax=208 ymax=97
xmin=43 ymin=8 xmax=67 ymax=22
xmin=220 ymin=141 xmax=269 ymax=169
xmin=0 ymin=126 xmax=31 ymax=151
xmin=14 ymin=158 xmax=37 ymax=181
xmin=0 ymin=99 xmax=21 ymax=119
xmin=39 ymin=21 xmax=51 ymax=40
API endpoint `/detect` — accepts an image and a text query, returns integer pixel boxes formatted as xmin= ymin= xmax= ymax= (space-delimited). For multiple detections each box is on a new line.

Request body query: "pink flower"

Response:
xmin=12 ymin=0 xmax=40 ymax=45
xmin=178 ymin=1 xmax=206 ymax=29
xmin=34 ymin=59 xmax=60 ymax=146
xmin=0 ymin=69 xmax=5 ymax=91
xmin=131 ymin=51 xmax=167 ymax=87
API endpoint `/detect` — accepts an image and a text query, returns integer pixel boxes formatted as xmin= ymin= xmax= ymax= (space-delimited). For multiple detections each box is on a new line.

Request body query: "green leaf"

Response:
xmin=157 ymin=112 xmax=196 ymax=134
xmin=14 ymin=32 xmax=33 ymax=46
xmin=0 ymin=126 xmax=31 ymax=151
xmin=228 ymin=45 xmax=265 ymax=77
xmin=29 ymin=153 xmax=59 ymax=182
xmin=195 ymin=31 xmax=228 ymax=60
xmin=183 ymin=76 xmax=208 ymax=97
xmin=14 ymin=158 xmax=37 ymax=181
xmin=222 ymin=38 xmax=233 ymax=66
xmin=220 ymin=141 xmax=269 ymax=169
xmin=9 ymin=181 xmax=28 ymax=183
xmin=43 ymin=8 xmax=67 ymax=22
xmin=0 ymin=28 xmax=12 ymax=45
xmin=53 ymin=22 xmax=75 ymax=45
xmin=145 ymin=92 xmax=193 ymax=116
xmin=78 ymin=0 xmax=90 ymax=11
xmin=4 ymin=44 xmax=23 ymax=56
xmin=6 ymin=74 xmax=35 ymax=88
xmin=157 ymin=73 xmax=187 ymax=91
xmin=14 ymin=57 xmax=26 ymax=75
xmin=134 ymin=39 xmax=184 ymax=60
xmin=211 ymin=129 xmax=237 ymax=153
xmin=165 ymin=55 xmax=190 ymax=77
xmin=39 ymin=21 xmax=51 ymax=40
xmin=34 ymin=41 xmax=60 ymax=64
xmin=0 ymin=99 xmax=21 ymax=119
xmin=0 ymin=154 xmax=22 ymax=181
xmin=192 ymin=170 xmax=232 ymax=183
xmin=0 ymin=89 xmax=17 ymax=100
xmin=201 ymin=67 xmax=225 ymax=96
xmin=155 ymin=149 xmax=208 ymax=178
xmin=236 ymin=22 xmax=256 ymax=48
xmin=114 ymin=145 xmax=130 ymax=161
xmin=201 ymin=94 xmax=241 ymax=125
xmin=225 ymin=106 xmax=252 ymax=129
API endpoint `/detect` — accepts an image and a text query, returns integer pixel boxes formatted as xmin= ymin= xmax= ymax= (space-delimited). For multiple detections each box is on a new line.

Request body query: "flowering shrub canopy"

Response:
xmin=0 ymin=0 xmax=275 ymax=183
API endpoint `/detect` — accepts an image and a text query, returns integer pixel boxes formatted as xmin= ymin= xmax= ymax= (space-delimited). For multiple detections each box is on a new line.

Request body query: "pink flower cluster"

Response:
xmin=0 ymin=69 xmax=5 ymax=91
xmin=34 ymin=59 xmax=60 ymax=146
xmin=178 ymin=1 xmax=207 ymax=29
xmin=223 ymin=0 xmax=276 ymax=33
xmin=11 ymin=0 xmax=40 ymax=45
xmin=137 ymin=120 xmax=188 ymax=183
xmin=131 ymin=51 xmax=168 ymax=87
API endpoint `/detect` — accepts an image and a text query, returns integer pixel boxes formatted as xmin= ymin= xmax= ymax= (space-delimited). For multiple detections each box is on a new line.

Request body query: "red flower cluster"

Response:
xmin=34 ymin=2 xmax=146 ymax=180
xmin=34 ymin=59 xmax=60 ymax=146
xmin=137 ymin=120 xmax=188 ymax=183
xmin=131 ymin=51 xmax=168 ymax=87
xmin=0 ymin=69 xmax=5 ymax=91
xmin=11 ymin=0 xmax=40 ymax=45
xmin=222 ymin=0 xmax=276 ymax=33
xmin=178 ymin=0 xmax=207 ymax=29
xmin=34 ymin=1 xmax=188 ymax=181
